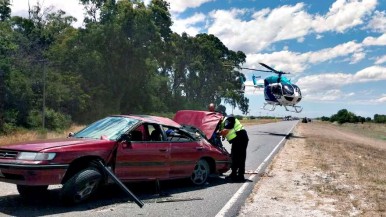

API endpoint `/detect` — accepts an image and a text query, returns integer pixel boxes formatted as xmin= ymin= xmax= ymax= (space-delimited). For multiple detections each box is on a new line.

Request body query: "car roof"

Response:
xmin=113 ymin=114 xmax=182 ymax=128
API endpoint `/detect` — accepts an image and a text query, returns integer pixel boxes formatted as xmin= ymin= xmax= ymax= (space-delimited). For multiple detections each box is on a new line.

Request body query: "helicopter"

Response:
xmin=235 ymin=63 xmax=303 ymax=113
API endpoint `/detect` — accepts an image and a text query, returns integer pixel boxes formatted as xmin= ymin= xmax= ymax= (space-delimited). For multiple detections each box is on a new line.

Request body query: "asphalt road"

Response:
xmin=0 ymin=120 xmax=298 ymax=217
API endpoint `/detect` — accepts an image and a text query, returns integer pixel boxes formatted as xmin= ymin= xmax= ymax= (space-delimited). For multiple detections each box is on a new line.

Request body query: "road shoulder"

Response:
xmin=238 ymin=124 xmax=336 ymax=216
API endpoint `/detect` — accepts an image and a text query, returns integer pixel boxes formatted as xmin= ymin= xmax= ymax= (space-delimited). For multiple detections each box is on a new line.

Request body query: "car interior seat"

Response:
xmin=150 ymin=130 xmax=162 ymax=141
xmin=131 ymin=131 xmax=143 ymax=141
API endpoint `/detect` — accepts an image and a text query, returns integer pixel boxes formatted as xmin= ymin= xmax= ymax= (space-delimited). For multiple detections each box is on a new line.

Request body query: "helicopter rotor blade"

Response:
xmin=259 ymin=62 xmax=290 ymax=75
xmin=223 ymin=64 xmax=272 ymax=73
xmin=240 ymin=67 xmax=271 ymax=73
xmin=259 ymin=63 xmax=277 ymax=72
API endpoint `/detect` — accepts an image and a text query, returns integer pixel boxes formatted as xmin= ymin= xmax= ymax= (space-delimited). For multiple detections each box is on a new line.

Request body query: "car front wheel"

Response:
xmin=191 ymin=159 xmax=210 ymax=185
xmin=60 ymin=167 xmax=102 ymax=204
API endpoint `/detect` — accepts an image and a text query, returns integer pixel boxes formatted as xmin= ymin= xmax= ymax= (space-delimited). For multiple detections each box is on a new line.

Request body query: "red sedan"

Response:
xmin=0 ymin=110 xmax=230 ymax=204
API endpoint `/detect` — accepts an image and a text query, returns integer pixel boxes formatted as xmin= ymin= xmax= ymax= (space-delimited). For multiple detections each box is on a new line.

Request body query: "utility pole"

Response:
xmin=42 ymin=61 xmax=46 ymax=129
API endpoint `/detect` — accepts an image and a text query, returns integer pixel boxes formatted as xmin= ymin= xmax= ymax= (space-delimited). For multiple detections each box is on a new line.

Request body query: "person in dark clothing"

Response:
xmin=219 ymin=115 xmax=249 ymax=182
xmin=208 ymin=103 xmax=216 ymax=112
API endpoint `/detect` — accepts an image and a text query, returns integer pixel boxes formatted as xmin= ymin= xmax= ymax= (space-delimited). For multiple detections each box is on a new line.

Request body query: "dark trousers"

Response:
xmin=229 ymin=130 xmax=249 ymax=177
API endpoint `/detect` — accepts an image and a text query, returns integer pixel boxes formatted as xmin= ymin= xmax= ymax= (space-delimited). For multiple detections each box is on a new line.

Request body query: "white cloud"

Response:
xmin=354 ymin=65 xmax=386 ymax=81
xmin=171 ymin=13 xmax=206 ymax=36
xmin=297 ymin=66 xmax=386 ymax=101
xmin=246 ymin=51 xmax=308 ymax=74
xmin=365 ymin=10 xmax=386 ymax=33
xmin=316 ymin=34 xmax=323 ymax=39
xmin=297 ymin=37 xmax=305 ymax=43
xmin=166 ymin=0 xmax=214 ymax=13
xmin=312 ymin=0 xmax=377 ymax=33
xmin=207 ymin=4 xmax=313 ymax=53
xmin=375 ymin=95 xmax=386 ymax=103
xmin=350 ymin=52 xmax=366 ymax=64
xmin=359 ymin=94 xmax=386 ymax=104
xmin=204 ymin=1 xmax=377 ymax=54
xmin=375 ymin=55 xmax=386 ymax=64
xmin=306 ymin=41 xmax=363 ymax=64
xmin=10 ymin=0 xmax=85 ymax=27
xmin=305 ymin=89 xmax=352 ymax=101
xmin=297 ymin=73 xmax=352 ymax=95
xmin=363 ymin=33 xmax=386 ymax=46
xmin=245 ymin=40 xmax=364 ymax=75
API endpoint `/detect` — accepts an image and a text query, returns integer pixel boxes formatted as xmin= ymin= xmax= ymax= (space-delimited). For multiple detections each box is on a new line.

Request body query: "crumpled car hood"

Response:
xmin=173 ymin=110 xmax=223 ymax=139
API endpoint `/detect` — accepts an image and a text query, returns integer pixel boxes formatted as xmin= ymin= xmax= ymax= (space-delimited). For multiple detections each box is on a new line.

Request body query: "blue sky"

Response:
xmin=11 ymin=0 xmax=386 ymax=118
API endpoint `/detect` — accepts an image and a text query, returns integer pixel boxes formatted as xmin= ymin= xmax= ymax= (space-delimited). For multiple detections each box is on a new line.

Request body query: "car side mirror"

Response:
xmin=68 ymin=132 xmax=74 ymax=137
xmin=118 ymin=134 xmax=131 ymax=143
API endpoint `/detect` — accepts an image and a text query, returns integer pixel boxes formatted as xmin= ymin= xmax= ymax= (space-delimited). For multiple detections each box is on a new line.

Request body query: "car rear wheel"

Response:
xmin=17 ymin=185 xmax=48 ymax=198
xmin=191 ymin=159 xmax=210 ymax=185
xmin=60 ymin=167 xmax=102 ymax=204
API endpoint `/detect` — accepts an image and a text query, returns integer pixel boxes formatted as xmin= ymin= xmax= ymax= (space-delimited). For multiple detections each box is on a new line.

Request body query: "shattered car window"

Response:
xmin=74 ymin=116 xmax=139 ymax=140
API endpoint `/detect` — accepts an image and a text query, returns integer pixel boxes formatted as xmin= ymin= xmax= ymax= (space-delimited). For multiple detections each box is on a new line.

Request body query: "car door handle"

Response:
xmin=159 ymin=148 xmax=168 ymax=152
xmin=196 ymin=147 xmax=203 ymax=151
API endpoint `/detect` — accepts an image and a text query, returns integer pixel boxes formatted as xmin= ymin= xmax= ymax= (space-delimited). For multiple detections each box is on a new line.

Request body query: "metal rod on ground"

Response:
xmin=156 ymin=197 xmax=204 ymax=203
xmin=97 ymin=160 xmax=144 ymax=208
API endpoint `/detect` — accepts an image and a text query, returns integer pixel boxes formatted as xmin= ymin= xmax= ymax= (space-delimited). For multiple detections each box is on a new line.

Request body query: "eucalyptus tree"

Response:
xmin=0 ymin=0 xmax=11 ymax=21
xmin=3 ymin=3 xmax=82 ymax=130
xmin=169 ymin=32 xmax=249 ymax=113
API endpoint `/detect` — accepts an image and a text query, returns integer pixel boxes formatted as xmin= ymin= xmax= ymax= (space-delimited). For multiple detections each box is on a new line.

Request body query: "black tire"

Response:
xmin=60 ymin=167 xmax=102 ymax=204
xmin=17 ymin=185 xmax=48 ymax=198
xmin=190 ymin=159 xmax=210 ymax=185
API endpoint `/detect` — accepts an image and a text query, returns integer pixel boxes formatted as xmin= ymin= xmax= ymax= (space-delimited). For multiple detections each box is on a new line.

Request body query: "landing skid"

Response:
xmin=261 ymin=103 xmax=277 ymax=111
xmin=261 ymin=103 xmax=303 ymax=113
xmin=284 ymin=105 xmax=303 ymax=113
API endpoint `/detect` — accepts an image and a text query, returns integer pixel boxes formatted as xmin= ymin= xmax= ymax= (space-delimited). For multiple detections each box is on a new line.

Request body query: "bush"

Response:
xmin=27 ymin=109 xmax=71 ymax=131
xmin=234 ymin=115 xmax=243 ymax=120
xmin=1 ymin=110 xmax=19 ymax=134
xmin=330 ymin=109 xmax=358 ymax=124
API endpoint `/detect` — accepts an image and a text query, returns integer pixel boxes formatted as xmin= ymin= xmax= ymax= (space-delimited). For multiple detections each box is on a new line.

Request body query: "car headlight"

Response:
xmin=17 ymin=152 xmax=56 ymax=161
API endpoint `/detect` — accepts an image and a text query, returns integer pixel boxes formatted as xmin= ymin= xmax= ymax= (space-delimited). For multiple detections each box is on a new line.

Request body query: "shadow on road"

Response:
xmin=253 ymin=131 xmax=306 ymax=139
xmin=0 ymin=177 xmax=228 ymax=216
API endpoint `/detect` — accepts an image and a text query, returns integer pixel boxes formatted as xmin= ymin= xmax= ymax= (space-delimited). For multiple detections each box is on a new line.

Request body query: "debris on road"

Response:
xmin=156 ymin=197 xmax=204 ymax=203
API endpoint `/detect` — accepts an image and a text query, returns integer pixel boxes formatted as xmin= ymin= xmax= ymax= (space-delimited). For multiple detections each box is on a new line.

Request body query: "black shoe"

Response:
xmin=235 ymin=176 xmax=246 ymax=182
xmin=225 ymin=175 xmax=237 ymax=181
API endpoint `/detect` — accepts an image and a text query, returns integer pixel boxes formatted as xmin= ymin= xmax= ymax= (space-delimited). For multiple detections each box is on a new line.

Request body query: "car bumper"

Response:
xmin=216 ymin=160 xmax=231 ymax=173
xmin=0 ymin=163 xmax=69 ymax=185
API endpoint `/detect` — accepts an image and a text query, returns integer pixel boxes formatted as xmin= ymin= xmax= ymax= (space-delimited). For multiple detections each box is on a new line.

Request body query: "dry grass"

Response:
xmin=0 ymin=125 xmax=85 ymax=146
xmin=0 ymin=118 xmax=275 ymax=146
xmin=302 ymin=122 xmax=386 ymax=216
xmin=339 ymin=122 xmax=386 ymax=141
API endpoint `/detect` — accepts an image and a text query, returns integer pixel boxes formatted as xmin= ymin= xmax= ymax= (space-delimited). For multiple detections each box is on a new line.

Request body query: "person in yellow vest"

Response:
xmin=219 ymin=115 xmax=249 ymax=182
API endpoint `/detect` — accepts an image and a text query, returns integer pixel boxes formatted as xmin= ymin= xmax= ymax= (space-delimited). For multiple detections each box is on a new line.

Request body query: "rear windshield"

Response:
xmin=74 ymin=116 xmax=139 ymax=140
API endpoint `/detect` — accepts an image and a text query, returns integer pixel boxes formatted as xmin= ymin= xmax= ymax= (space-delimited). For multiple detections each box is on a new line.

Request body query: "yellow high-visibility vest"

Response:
xmin=220 ymin=117 xmax=244 ymax=141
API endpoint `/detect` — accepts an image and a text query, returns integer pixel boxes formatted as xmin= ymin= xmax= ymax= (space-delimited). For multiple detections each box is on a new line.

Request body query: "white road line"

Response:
xmin=215 ymin=122 xmax=297 ymax=217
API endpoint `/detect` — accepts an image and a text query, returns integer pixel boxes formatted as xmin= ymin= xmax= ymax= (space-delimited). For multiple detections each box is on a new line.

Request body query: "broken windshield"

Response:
xmin=74 ymin=116 xmax=139 ymax=140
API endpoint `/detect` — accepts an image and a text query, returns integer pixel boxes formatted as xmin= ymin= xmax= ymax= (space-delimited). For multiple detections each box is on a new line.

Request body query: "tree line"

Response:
xmin=0 ymin=0 xmax=249 ymax=133
xmin=319 ymin=109 xmax=385 ymax=124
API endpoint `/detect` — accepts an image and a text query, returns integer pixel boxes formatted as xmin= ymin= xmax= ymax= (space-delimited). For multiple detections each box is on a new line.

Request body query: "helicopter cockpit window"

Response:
xmin=271 ymin=84 xmax=282 ymax=96
xmin=292 ymin=84 xmax=301 ymax=96
xmin=282 ymin=84 xmax=294 ymax=95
